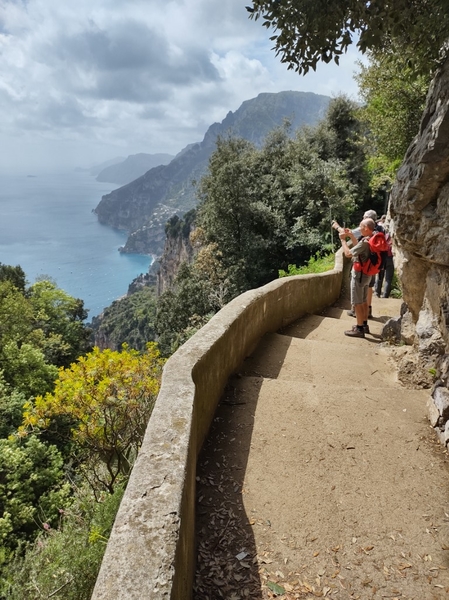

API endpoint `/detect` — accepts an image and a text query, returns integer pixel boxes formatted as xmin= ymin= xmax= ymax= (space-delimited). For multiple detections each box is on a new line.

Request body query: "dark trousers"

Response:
xmin=375 ymin=256 xmax=394 ymax=298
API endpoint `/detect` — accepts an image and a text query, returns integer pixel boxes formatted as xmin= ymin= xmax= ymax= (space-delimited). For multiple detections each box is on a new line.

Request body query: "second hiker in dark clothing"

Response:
xmin=375 ymin=229 xmax=395 ymax=298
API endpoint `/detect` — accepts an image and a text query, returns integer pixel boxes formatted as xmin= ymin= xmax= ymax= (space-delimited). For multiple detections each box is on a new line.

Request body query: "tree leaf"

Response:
xmin=267 ymin=580 xmax=285 ymax=595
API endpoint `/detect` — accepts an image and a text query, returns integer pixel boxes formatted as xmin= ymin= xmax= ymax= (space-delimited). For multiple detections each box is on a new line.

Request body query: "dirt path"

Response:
xmin=193 ymin=296 xmax=449 ymax=600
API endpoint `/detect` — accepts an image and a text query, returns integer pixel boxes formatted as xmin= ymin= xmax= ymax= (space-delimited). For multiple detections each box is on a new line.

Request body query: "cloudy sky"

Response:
xmin=0 ymin=0 xmax=364 ymax=173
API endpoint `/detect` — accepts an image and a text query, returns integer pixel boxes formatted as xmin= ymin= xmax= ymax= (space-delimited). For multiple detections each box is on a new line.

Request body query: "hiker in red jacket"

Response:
xmin=339 ymin=218 xmax=376 ymax=338
xmin=346 ymin=209 xmax=383 ymax=319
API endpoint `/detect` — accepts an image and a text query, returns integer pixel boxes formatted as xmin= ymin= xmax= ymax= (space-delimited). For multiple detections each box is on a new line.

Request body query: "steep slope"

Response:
xmin=94 ymin=90 xmax=330 ymax=256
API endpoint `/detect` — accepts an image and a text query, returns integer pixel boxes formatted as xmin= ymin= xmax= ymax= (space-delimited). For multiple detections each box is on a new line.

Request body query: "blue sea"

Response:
xmin=0 ymin=170 xmax=152 ymax=319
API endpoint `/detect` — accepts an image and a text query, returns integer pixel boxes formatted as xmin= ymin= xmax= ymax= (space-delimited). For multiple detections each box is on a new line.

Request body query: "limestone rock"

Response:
xmin=433 ymin=386 xmax=449 ymax=421
xmin=156 ymin=218 xmax=197 ymax=297
xmin=444 ymin=420 xmax=449 ymax=446
xmin=382 ymin=316 xmax=402 ymax=344
xmin=382 ymin=310 xmax=416 ymax=346
xmin=388 ymin=54 xmax=449 ymax=416
xmin=396 ymin=346 xmax=434 ymax=389
xmin=416 ymin=298 xmax=446 ymax=357
xmin=427 ymin=396 xmax=440 ymax=427
xmin=400 ymin=310 xmax=416 ymax=345
xmin=436 ymin=353 xmax=449 ymax=378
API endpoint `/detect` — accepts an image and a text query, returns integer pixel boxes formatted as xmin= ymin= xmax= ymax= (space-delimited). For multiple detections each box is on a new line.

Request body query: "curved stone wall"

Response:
xmin=91 ymin=251 xmax=345 ymax=600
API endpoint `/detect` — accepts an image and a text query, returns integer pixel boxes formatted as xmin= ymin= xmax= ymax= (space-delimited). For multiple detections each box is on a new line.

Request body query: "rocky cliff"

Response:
xmin=156 ymin=214 xmax=197 ymax=297
xmin=94 ymin=91 xmax=330 ymax=256
xmin=389 ymin=53 xmax=449 ymax=445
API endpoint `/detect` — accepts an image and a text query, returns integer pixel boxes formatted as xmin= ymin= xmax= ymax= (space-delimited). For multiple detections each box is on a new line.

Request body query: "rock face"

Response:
xmin=156 ymin=216 xmax=196 ymax=297
xmin=94 ymin=91 xmax=330 ymax=256
xmin=389 ymin=54 xmax=449 ymax=442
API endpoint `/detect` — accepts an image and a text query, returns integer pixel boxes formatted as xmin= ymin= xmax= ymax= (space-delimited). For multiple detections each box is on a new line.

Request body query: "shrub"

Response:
xmin=2 ymin=484 xmax=124 ymax=600
xmin=279 ymin=253 xmax=335 ymax=277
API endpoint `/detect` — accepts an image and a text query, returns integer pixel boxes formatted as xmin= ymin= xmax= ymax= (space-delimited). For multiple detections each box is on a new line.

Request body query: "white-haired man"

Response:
xmin=347 ymin=210 xmax=383 ymax=319
xmin=339 ymin=218 xmax=377 ymax=338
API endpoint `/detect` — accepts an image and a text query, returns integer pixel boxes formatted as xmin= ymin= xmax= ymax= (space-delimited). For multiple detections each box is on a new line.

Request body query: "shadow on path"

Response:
xmin=193 ymin=338 xmax=292 ymax=599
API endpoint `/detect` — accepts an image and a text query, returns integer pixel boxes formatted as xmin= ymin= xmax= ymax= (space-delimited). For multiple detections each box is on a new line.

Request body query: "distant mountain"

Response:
xmin=94 ymin=91 xmax=331 ymax=256
xmin=88 ymin=157 xmax=125 ymax=177
xmin=96 ymin=153 xmax=175 ymax=185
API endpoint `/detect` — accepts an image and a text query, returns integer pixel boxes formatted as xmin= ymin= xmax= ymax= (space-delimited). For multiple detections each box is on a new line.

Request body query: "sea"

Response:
xmin=0 ymin=170 xmax=153 ymax=319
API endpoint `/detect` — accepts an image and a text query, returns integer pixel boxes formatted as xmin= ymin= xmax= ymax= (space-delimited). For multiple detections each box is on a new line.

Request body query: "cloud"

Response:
xmin=0 ymin=0 xmax=365 ymax=172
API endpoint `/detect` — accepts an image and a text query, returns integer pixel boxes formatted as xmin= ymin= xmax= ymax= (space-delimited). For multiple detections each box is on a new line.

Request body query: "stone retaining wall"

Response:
xmin=91 ymin=251 xmax=345 ymax=600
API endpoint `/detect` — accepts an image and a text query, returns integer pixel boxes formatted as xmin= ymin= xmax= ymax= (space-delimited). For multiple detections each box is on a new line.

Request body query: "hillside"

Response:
xmin=94 ymin=91 xmax=331 ymax=256
xmin=88 ymin=157 xmax=125 ymax=176
xmin=96 ymin=153 xmax=175 ymax=185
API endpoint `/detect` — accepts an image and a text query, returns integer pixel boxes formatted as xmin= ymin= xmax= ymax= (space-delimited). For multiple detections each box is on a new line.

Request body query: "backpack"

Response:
xmin=353 ymin=231 xmax=390 ymax=277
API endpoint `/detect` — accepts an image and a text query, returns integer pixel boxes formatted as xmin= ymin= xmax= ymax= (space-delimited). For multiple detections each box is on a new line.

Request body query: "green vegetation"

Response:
xmin=165 ymin=209 xmax=196 ymax=239
xmin=248 ymin=0 xmax=443 ymax=196
xmin=247 ymin=0 xmax=448 ymax=76
xmin=355 ymin=50 xmax=433 ymax=194
xmin=0 ymin=263 xmax=164 ymax=597
xmin=390 ymin=272 xmax=403 ymax=299
xmin=2 ymin=483 xmax=124 ymax=600
xmin=197 ymin=100 xmax=364 ymax=288
xmin=0 ymin=436 xmax=70 ymax=553
xmin=21 ymin=344 xmax=164 ymax=494
xmin=279 ymin=253 xmax=336 ymax=277
xmin=91 ymin=286 xmax=157 ymax=352
xmin=156 ymin=261 xmax=218 ymax=356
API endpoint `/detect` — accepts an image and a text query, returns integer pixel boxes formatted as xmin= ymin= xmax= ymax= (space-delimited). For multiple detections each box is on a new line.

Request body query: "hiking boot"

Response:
xmin=344 ymin=325 xmax=365 ymax=338
xmin=346 ymin=309 xmax=356 ymax=317
xmin=363 ymin=324 xmax=370 ymax=334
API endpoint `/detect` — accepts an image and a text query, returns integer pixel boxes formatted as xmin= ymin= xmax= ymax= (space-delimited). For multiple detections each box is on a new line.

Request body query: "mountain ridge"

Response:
xmin=94 ymin=90 xmax=331 ymax=256
xmin=96 ymin=152 xmax=175 ymax=185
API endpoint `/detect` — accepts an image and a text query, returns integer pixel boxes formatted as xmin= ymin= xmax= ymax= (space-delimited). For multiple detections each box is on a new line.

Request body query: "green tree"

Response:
xmin=21 ymin=344 xmax=165 ymax=493
xmin=0 ymin=263 xmax=26 ymax=292
xmin=0 ymin=276 xmax=92 ymax=397
xmin=0 ymin=281 xmax=34 ymax=349
xmin=156 ymin=262 xmax=217 ymax=356
xmin=0 ymin=436 xmax=69 ymax=553
xmin=318 ymin=96 xmax=370 ymax=199
xmin=1 ymin=342 xmax=58 ymax=399
xmin=197 ymin=135 xmax=263 ymax=291
xmin=0 ymin=375 xmax=27 ymax=438
xmin=28 ymin=280 xmax=91 ymax=368
xmin=247 ymin=0 xmax=448 ymax=75
xmin=0 ymin=281 xmax=41 ymax=395
xmin=198 ymin=121 xmax=359 ymax=290
xmin=286 ymin=152 xmax=356 ymax=252
xmin=355 ymin=50 xmax=432 ymax=181
xmin=198 ymin=129 xmax=303 ymax=290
